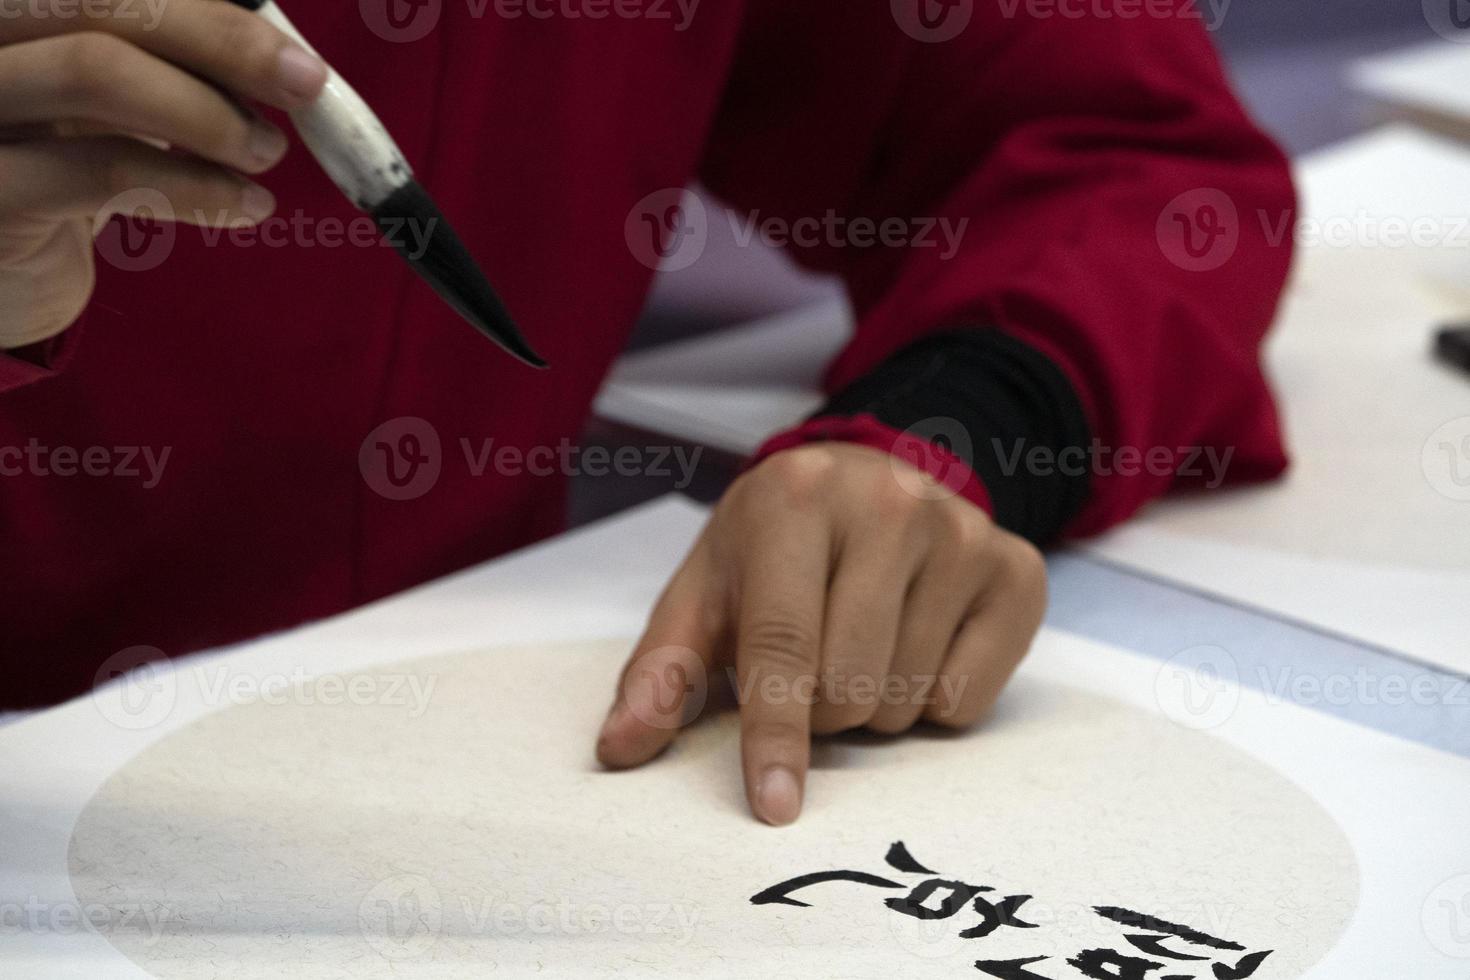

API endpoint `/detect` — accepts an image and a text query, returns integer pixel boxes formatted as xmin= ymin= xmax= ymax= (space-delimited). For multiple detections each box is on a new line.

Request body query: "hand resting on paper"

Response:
xmin=595 ymin=442 xmax=1047 ymax=826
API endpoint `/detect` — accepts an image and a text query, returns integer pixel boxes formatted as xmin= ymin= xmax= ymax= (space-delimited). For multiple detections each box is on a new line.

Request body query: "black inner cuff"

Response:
xmin=814 ymin=329 xmax=1092 ymax=546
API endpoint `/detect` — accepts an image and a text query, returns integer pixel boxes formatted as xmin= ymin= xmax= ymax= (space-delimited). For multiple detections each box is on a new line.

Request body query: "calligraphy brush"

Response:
xmin=225 ymin=0 xmax=547 ymax=368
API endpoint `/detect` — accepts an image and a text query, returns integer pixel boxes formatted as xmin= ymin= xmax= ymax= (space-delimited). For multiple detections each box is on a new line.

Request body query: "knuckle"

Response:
xmin=208 ymin=6 xmax=284 ymax=86
xmin=743 ymin=717 xmax=806 ymax=748
xmin=55 ymin=34 xmax=129 ymax=101
xmin=740 ymin=615 xmax=817 ymax=670
xmin=872 ymin=468 xmax=925 ymax=520
xmin=944 ymin=503 xmax=992 ymax=555
xmin=761 ymin=446 xmax=839 ymax=504
xmin=1007 ymin=538 xmax=1049 ymax=596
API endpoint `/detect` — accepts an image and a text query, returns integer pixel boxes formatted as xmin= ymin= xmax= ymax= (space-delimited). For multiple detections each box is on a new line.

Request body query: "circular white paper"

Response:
xmin=69 ymin=639 xmax=1357 ymax=978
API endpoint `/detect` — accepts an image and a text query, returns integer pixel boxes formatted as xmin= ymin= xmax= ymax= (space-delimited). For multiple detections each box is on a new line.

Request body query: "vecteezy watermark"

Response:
xmin=192 ymin=665 xmax=438 ymax=718
xmin=357 ymin=875 xmax=701 ymax=961
xmin=1254 ymin=665 xmax=1468 ymax=709
xmin=995 ymin=0 xmax=1231 ymax=31
xmin=991 ymin=437 xmax=1235 ymax=489
xmin=94 ymin=188 xmax=177 ymax=274
xmin=0 ymin=439 xmax=171 ymax=488
xmin=616 ymin=645 xmax=709 ymax=731
xmin=93 ymin=196 xmax=441 ymax=273
xmin=91 ymin=645 xmax=439 ymax=730
xmin=1423 ymin=874 xmax=1470 ymax=958
xmin=891 ymin=0 xmax=973 ymax=42
xmin=192 ymin=209 xmax=438 ymax=260
xmin=359 ymin=416 xmax=444 ymax=501
xmin=724 ymin=667 xmax=971 ymax=717
xmin=359 ymin=0 xmax=699 ymax=42
xmin=730 ymin=210 xmax=969 ymax=261
xmin=1424 ymin=0 xmax=1470 ymax=44
xmin=1422 ymin=416 xmax=1470 ymax=502
xmin=0 ymin=897 xmax=176 ymax=944
xmin=92 ymin=646 xmax=177 ymax=731
xmin=625 ymin=188 xmax=708 ymax=272
xmin=1157 ymin=188 xmax=1240 ymax=272
xmin=485 ymin=0 xmax=700 ymax=29
xmin=359 ymin=416 xmax=704 ymax=501
xmin=889 ymin=417 xmax=976 ymax=502
xmin=623 ymin=191 xmax=968 ymax=272
xmin=360 ymin=0 xmax=443 ymax=42
xmin=0 ymin=0 xmax=166 ymax=29
xmin=1266 ymin=211 xmax=1470 ymax=251
xmin=1159 ymin=189 xmax=1470 ymax=271
xmin=1153 ymin=645 xmax=1240 ymax=730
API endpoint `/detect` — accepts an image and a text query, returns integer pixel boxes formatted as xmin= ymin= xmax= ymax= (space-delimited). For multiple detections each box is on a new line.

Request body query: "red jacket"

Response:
xmin=0 ymin=0 xmax=1293 ymax=705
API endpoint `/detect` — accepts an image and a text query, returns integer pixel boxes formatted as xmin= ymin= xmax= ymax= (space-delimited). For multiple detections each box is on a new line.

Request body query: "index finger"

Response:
xmin=734 ymin=514 xmax=831 ymax=826
xmin=0 ymin=0 xmax=327 ymax=110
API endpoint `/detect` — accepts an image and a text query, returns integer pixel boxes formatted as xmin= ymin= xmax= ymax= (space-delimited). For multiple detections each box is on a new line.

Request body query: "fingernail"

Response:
xmin=277 ymin=46 xmax=328 ymax=101
xmin=756 ymin=766 xmax=802 ymax=826
xmin=246 ymin=124 xmax=288 ymax=169
xmin=240 ymin=184 xmax=275 ymax=223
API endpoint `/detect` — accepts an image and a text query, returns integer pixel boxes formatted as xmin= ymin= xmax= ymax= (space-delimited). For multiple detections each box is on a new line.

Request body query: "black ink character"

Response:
xmin=753 ymin=840 xmax=1036 ymax=943
xmin=1091 ymin=907 xmax=1273 ymax=979
xmin=974 ymin=908 xmax=1272 ymax=980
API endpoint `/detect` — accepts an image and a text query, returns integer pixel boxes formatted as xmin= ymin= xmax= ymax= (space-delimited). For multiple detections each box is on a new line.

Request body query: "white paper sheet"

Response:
xmin=1351 ymin=42 xmax=1470 ymax=131
xmin=64 ymin=638 xmax=1361 ymax=978
xmin=3 ymin=498 xmax=1468 ymax=978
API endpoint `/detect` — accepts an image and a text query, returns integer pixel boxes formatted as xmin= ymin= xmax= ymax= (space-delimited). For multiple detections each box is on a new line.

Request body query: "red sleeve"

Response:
xmin=702 ymin=0 xmax=1295 ymax=536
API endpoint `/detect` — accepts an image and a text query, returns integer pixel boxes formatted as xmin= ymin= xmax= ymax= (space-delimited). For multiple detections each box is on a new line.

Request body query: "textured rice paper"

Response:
xmin=65 ymin=632 xmax=1470 ymax=978
xmin=1084 ymin=238 xmax=1470 ymax=676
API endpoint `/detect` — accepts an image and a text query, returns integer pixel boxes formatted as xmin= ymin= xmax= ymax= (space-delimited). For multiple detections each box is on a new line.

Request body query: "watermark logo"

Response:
xmin=0 ymin=897 xmax=175 ymax=943
xmin=731 ymin=210 xmax=968 ymax=259
xmin=1423 ymin=874 xmax=1470 ymax=958
xmin=1422 ymin=417 xmax=1470 ymax=501
xmin=0 ymin=0 xmax=167 ymax=30
xmin=889 ymin=417 xmax=975 ymax=502
xmin=993 ymin=0 xmax=1232 ymax=32
xmin=0 ymin=440 xmax=171 ymax=487
xmin=360 ymin=416 xmax=443 ymax=501
xmin=618 ymin=645 xmax=708 ymax=730
xmin=1156 ymin=188 xmax=1238 ymax=272
xmin=361 ymin=0 xmax=443 ymax=41
xmin=891 ymin=0 xmax=972 ymax=42
xmin=94 ymin=188 xmax=175 ymax=273
xmin=1154 ymin=645 xmax=1239 ymax=730
xmin=92 ymin=646 xmax=176 ymax=730
xmin=625 ymin=188 xmax=707 ymax=272
xmin=1425 ymin=0 xmax=1470 ymax=43
xmin=359 ymin=874 xmax=443 ymax=960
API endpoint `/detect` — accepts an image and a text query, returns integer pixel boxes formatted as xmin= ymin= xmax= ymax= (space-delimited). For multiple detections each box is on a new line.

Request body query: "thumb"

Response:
xmin=596 ymin=542 xmax=725 ymax=769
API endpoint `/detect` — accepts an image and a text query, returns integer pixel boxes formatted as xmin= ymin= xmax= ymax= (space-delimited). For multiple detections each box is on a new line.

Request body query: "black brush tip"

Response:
xmin=372 ymin=181 xmax=547 ymax=369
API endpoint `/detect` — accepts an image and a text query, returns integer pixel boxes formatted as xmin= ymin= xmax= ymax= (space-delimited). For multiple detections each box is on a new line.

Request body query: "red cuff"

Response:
xmin=750 ymin=413 xmax=994 ymax=517
xmin=0 ymin=327 xmax=81 ymax=394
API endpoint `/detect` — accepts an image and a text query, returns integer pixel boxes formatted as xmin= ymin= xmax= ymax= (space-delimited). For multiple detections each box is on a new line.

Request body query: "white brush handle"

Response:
xmin=257 ymin=0 xmax=412 ymax=210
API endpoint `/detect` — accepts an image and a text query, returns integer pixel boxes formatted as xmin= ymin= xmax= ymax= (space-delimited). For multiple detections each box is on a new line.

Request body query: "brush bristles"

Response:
xmin=372 ymin=181 xmax=547 ymax=368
